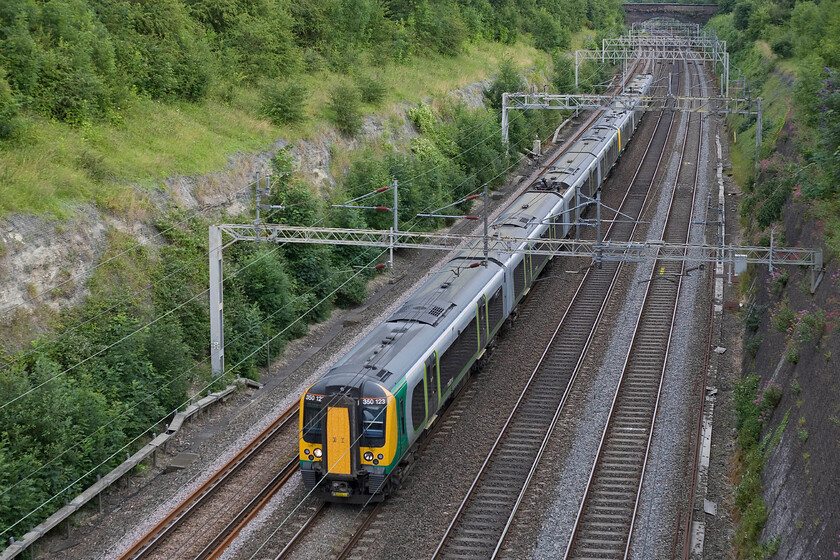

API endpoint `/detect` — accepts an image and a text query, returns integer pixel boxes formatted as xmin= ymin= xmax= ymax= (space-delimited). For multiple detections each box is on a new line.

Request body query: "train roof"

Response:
xmin=306 ymin=74 xmax=653 ymax=398
xmin=308 ymin=255 xmax=503 ymax=395
xmin=308 ymin=191 xmax=564 ymax=396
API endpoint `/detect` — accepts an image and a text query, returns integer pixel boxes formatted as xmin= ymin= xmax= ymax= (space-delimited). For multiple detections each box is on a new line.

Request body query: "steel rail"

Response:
xmin=676 ymin=257 xmax=717 ymax=559
xmin=432 ymin=62 xmax=681 ymax=559
xmin=334 ymin=503 xmax=384 ymax=560
xmin=490 ymin=59 xmax=686 ymax=560
xmin=676 ymin=59 xmax=720 ymax=560
xmin=198 ymin=457 xmax=299 ymax=560
xmin=265 ymin=107 xmax=618 ymax=559
xmin=119 ymin=402 xmax=299 ymax=560
xmin=564 ymin=57 xmax=705 ymax=560
xmin=272 ymin=502 xmax=328 ymax=560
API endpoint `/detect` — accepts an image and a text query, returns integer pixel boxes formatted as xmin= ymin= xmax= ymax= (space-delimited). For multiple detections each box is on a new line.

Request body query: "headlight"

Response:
xmin=313 ymin=448 xmax=322 ymax=458
xmin=377 ymin=454 xmax=384 ymax=460
xmin=304 ymin=449 xmax=311 ymax=456
xmin=363 ymin=451 xmax=374 ymax=461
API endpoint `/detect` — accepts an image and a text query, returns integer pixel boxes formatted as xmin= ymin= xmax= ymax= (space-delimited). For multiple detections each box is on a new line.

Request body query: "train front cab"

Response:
xmin=299 ymin=378 xmax=398 ymax=503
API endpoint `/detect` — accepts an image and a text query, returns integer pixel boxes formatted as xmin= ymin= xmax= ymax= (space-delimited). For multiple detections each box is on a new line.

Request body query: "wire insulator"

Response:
xmin=464 ymin=215 xmax=479 ymax=220
xmin=375 ymin=206 xmax=391 ymax=211
xmin=375 ymin=186 xmax=390 ymax=193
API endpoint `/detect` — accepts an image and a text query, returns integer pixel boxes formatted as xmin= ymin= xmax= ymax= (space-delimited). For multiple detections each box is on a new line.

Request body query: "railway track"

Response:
xmin=564 ymin=57 xmax=706 ymax=560
xmin=116 ymin=76 xmax=632 ymax=560
xmin=119 ymin=403 xmax=300 ymax=560
xmin=430 ymin=62 xmax=684 ymax=560
xmin=242 ymin=65 xmax=656 ymax=560
xmin=120 ymin=63 xmax=664 ymax=560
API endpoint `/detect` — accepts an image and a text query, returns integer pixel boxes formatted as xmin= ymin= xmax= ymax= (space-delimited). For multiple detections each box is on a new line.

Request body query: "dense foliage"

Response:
xmin=0 ymin=0 xmax=622 ymax=135
xmin=0 ymin=0 xmax=628 ymax=543
xmin=0 ymin=53 xmax=582 ymax=538
xmin=709 ymin=0 xmax=840 ymax=234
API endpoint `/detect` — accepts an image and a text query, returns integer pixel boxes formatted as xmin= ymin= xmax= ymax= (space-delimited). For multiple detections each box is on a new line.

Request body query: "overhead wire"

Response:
xmin=0 ymin=129 xmax=507 ymax=500
xmin=0 ymin=240 xmax=384 ymax=503
xmin=1 ymin=100 xmax=537 ymax=542
xmin=0 ymin=107 xmax=525 ymax=403
xmin=0 ymin=250 xmax=387 ymax=544
xmin=246 ymin=135 xmax=534 ymax=555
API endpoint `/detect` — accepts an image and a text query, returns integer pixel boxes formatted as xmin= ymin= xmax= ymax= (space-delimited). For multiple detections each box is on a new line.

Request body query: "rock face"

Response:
xmin=0 ymin=85 xmax=484 ymax=320
xmin=746 ymin=197 xmax=840 ymax=558
xmin=0 ymin=210 xmax=107 ymax=313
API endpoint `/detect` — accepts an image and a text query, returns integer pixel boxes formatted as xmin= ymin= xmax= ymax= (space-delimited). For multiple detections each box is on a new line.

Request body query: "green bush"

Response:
xmin=770 ymin=33 xmax=794 ymax=58
xmin=770 ymin=300 xmax=795 ymax=332
xmin=0 ymin=70 xmax=23 ymax=140
xmin=552 ymin=53 xmax=577 ymax=94
xmin=745 ymin=334 xmax=763 ymax=358
xmin=744 ymin=303 xmax=765 ymax=331
xmin=261 ymin=80 xmax=308 ymax=125
xmin=328 ymin=83 xmax=363 ymax=136
xmin=355 ymin=74 xmax=387 ymax=105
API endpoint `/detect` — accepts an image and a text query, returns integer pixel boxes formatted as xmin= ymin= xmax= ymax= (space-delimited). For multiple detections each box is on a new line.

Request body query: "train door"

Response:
xmin=322 ymin=394 xmax=360 ymax=478
xmin=525 ymin=249 xmax=533 ymax=287
xmin=425 ymin=352 xmax=439 ymax=419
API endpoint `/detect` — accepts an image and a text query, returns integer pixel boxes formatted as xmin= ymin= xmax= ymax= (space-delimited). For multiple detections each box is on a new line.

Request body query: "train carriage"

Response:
xmin=299 ymin=73 xmax=653 ymax=503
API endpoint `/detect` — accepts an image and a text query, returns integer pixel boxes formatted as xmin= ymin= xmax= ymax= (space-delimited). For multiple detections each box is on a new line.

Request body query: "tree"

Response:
xmin=552 ymin=52 xmax=576 ymax=93
xmin=484 ymin=58 xmax=524 ymax=110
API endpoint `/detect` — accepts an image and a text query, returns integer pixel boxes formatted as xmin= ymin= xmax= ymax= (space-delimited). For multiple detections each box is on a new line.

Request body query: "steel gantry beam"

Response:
xmin=214 ymin=223 xmax=823 ymax=272
xmin=574 ymin=49 xmax=729 ymax=95
xmin=501 ymin=92 xmax=760 ymax=157
xmin=631 ymin=20 xmax=701 ymax=36
xmin=208 ymin=220 xmax=822 ymax=375
xmin=603 ymin=36 xmax=725 ymax=52
xmin=502 ymin=93 xmax=756 ymax=114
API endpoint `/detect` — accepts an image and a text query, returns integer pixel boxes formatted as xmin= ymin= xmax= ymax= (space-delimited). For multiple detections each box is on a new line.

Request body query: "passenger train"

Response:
xmin=299 ymin=73 xmax=654 ymax=503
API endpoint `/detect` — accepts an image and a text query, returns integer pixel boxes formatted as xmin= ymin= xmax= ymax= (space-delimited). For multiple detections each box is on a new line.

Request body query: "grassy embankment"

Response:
xmin=0 ymin=41 xmax=547 ymax=219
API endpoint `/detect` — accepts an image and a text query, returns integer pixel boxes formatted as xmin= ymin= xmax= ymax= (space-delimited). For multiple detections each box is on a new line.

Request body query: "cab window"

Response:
xmin=360 ymin=403 xmax=387 ymax=447
xmin=302 ymin=402 xmax=322 ymax=443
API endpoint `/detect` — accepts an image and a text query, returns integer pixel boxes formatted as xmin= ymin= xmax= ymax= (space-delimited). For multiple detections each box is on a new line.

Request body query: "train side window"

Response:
xmin=439 ymin=318 xmax=478 ymax=395
xmin=513 ymin=259 xmax=526 ymax=297
xmin=488 ymin=287 xmax=504 ymax=334
xmin=411 ymin=377 xmax=425 ymax=432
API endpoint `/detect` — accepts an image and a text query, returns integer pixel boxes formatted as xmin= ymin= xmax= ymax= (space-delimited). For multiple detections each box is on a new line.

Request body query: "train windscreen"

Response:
xmin=302 ymin=402 xmax=322 ymax=443
xmin=360 ymin=402 xmax=387 ymax=447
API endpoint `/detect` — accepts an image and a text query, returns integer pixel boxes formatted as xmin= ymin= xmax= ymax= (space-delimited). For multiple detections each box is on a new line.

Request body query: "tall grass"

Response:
xmin=0 ymin=41 xmax=546 ymax=218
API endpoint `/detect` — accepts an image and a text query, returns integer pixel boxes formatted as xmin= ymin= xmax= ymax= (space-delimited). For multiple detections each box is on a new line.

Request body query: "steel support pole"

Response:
xmin=483 ymin=183 xmax=489 ymax=264
xmin=725 ymin=52 xmax=730 ymax=98
xmin=209 ymin=226 xmax=224 ymax=377
xmin=575 ymin=51 xmax=580 ymax=90
xmin=501 ymin=93 xmax=510 ymax=153
xmin=391 ymin=179 xmax=398 ymax=270
xmin=756 ymin=97 xmax=763 ymax=164
xmin=595 ymin=190 xmax=602 ymax=269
